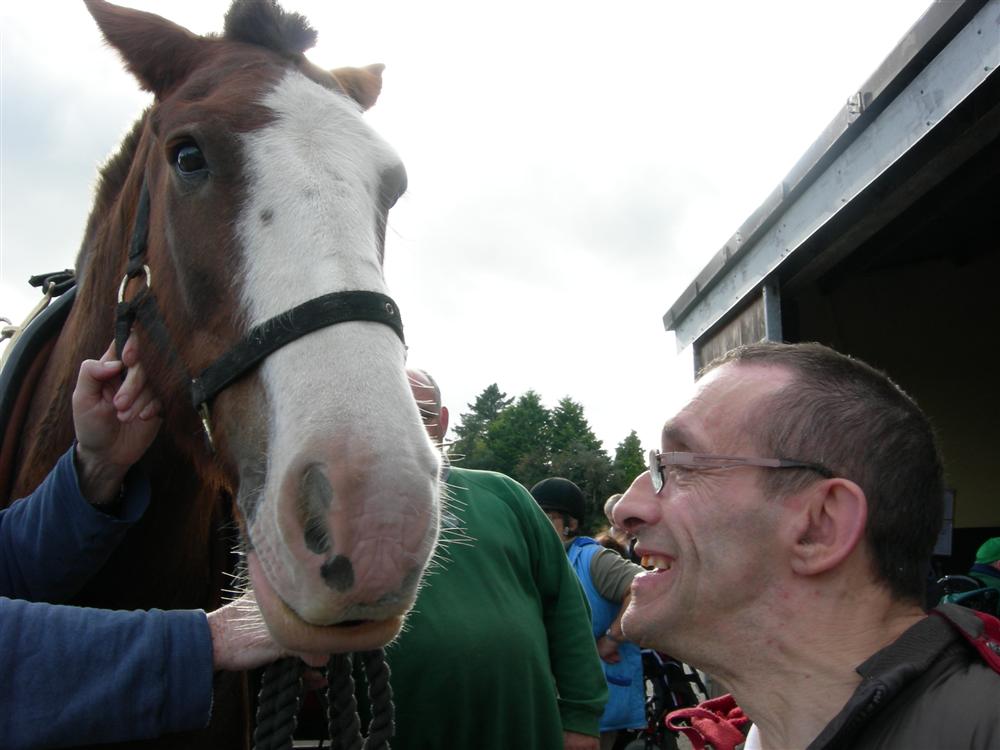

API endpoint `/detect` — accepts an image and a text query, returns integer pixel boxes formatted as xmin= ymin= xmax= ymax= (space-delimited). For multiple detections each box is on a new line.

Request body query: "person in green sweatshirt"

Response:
xmin=369 ymin=368 xmax=607 ymax=749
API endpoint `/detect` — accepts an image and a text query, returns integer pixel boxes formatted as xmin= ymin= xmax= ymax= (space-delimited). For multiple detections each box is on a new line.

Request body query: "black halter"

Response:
xmin=115 ymin=181 xmax=405 ymax=450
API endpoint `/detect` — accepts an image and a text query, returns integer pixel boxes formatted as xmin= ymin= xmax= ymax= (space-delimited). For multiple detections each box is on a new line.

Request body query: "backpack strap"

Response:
xmin=930 ymin=604 xmax=1000 ymax=673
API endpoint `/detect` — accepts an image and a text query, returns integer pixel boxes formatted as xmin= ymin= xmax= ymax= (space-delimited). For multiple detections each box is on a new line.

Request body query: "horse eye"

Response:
xmin=175 ymin=144 xmax=207 ymax=175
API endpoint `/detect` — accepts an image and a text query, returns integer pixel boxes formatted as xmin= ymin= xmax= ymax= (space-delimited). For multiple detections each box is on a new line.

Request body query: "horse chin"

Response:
xmin=247 ymin=551 xmax=406 ymax=655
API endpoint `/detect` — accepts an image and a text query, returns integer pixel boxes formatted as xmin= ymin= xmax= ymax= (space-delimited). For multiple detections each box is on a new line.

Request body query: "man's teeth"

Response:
xmin=641 ymin=555 xmax=672 ymax=570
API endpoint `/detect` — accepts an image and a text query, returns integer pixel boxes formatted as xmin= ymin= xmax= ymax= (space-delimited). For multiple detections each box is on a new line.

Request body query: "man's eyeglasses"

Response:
xmin=648 ymin=449 xmax=834 ymax=494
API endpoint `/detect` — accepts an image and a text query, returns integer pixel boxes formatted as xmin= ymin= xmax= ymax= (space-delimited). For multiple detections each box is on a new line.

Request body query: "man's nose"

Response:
xmin=614 ymin=470 xmax=658 ymax=534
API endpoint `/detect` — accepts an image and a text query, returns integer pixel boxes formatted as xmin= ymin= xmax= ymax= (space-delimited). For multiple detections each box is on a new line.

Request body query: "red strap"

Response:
xmin=931 ymin=608 xmax=1000 ymax=673
xmin=666 ymin=694 xmax=750 ymax=750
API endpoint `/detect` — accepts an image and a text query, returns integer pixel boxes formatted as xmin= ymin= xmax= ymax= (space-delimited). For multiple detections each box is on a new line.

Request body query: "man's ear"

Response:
xmin=786 ymin=479 xmax=868 ymax=576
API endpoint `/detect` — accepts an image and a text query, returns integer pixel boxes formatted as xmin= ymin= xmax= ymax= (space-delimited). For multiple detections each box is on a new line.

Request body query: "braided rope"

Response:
xmin=253 ymin=649 xmax=394 ymax=750
xmin=360 ymin=650 xmax=394 ymax=750
xmin=327 ymin=653 xmax=363 ymax=750
xmin=253 ymin=657 xmax=304 ymax=750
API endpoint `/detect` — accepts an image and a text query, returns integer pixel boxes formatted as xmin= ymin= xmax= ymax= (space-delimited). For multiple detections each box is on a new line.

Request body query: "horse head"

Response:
xmin=81 ymin=0 xmax=440 ymax=654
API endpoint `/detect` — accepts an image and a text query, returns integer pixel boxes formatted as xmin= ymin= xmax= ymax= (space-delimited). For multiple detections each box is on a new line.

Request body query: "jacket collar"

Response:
xmin=807 ymin=606 xmax=967 ymax=749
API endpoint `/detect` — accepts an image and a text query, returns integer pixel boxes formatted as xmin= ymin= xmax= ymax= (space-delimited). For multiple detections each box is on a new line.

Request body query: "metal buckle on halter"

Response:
xmin=118 ymin=265 xmax=152 ymax=303
xmin=198 ymin=401 xmax=216 ymax=453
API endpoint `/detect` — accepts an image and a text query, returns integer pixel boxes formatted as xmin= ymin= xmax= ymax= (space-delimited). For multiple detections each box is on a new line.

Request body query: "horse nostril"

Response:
xmin=304 ymin=515 xmax=330 ymax=555
xmin=321 ymin=555 xmax=355 ymax=592
xmin=299 ymin=464 xmax=333 ymax=555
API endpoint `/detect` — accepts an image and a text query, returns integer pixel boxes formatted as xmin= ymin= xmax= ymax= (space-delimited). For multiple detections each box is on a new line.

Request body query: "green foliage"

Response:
xmin=487 ymin=391 xmax=551 ymax=479
xmin=550 ymin=398 xmax=602 ymax=455
xmin=452 ymin=384 xmax=512 ymax=445
xmin=611 ymin=430 xmax=647 ymax=494
xmin=451 ymin=384 xmax=512 ymax=470
xmin=450 ymin=386 xmax=644 ymax=536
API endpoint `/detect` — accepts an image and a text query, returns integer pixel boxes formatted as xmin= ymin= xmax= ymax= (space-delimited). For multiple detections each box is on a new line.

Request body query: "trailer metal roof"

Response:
xmin=663 ymin=0 xmax=997 ymax=350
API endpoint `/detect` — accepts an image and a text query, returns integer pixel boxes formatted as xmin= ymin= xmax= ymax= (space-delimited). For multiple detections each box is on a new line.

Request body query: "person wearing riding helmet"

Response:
xmin=531 ymin=477 xmax=647 ymax=750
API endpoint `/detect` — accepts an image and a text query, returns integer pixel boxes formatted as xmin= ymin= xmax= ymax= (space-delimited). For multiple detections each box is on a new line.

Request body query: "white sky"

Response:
xmin=1 ymin=0 xmax=931 ymax=455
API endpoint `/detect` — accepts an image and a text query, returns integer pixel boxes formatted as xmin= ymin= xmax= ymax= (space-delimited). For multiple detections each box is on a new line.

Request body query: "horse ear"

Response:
xmin=84 ymin=0 xmax=205 ymax=96
xmin=330 ymin=64 xmax=385 ymax=110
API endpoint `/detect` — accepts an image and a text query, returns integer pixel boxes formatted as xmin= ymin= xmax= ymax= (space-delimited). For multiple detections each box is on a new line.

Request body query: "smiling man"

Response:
xmin=613 ymin=342 xmax=1000 ymax=750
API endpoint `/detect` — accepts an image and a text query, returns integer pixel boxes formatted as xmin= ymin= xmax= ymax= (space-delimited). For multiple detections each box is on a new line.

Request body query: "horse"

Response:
xmin=1 ymin=1 xmax=440 ymax=746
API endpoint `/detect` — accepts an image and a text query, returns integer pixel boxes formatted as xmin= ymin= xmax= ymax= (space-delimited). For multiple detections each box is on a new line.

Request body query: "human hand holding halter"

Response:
xmin=73 ymin=337 xmax=162 ymax=505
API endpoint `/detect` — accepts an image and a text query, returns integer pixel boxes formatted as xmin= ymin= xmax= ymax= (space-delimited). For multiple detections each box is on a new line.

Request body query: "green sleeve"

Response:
xmin=498 ymin=476 xmax=608 ymax=736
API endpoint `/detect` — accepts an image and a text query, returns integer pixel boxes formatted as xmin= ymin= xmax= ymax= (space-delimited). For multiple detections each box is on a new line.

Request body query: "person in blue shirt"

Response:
xmin=0 ymin=339 xmax=306 ymax=749
xmin=531 ymin=477 xmax=647 ymax=750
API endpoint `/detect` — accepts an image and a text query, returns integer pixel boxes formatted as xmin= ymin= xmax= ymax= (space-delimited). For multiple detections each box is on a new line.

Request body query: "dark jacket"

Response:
xmin=0 ymin=448 xmax=212 ymax=749
xmin=668 ymin=605 xmax=999 ymax=750
xmin=808 ymin=604 xmax=1000 ymax=749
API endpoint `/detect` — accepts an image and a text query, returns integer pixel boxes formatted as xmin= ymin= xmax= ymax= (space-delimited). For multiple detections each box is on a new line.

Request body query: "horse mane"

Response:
xmin=94 ymin=116 xmax=144 ymax=218
xmin=223 ymin=0 xmax=318 ymax=57
xmin=75 ymin=114 xmax=146 ymax=272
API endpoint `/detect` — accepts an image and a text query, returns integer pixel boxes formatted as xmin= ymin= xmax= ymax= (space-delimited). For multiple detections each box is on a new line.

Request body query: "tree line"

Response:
xmin=448 ymin=384 xmax=646 ymax=533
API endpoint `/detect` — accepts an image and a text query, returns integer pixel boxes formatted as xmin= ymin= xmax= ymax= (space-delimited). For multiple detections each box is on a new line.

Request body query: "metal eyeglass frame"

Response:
xmin=648 ymin=449 xmax=834 ymax=494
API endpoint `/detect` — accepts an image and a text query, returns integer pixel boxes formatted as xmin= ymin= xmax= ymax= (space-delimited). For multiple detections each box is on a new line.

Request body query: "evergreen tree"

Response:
xmin=514 ymin=448 xmax=552 ymax=492
xmin=611 ymin=430 xmax=646 ymax=493
xmin=549 ymin=398 xmax=603 ymax=455
xmin=487 ymin=391 xmax=551 ymax=480
xmin=451 ymin=384 xmax=512 ymax=468
xmin=548 ymin=397 xmax=612 ymax=533
xmin=450 ymin=385 xmax=625 ymax=534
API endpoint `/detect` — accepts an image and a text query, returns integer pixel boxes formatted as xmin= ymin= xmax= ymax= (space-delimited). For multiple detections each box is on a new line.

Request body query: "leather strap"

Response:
xmin=115 ymin=181 xmax=151 ymax=361
xmin=114 ymin=179 xmax=406 ymax=451
xmin=189 ymin=290 xmax=404 ymax=410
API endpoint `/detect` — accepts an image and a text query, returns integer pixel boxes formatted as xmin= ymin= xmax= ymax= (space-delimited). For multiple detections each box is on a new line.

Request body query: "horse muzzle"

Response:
xmin=243 ymin=440 xmax=440 ymax=652
xmin=247 ymin=552 xmax=413 ymax=655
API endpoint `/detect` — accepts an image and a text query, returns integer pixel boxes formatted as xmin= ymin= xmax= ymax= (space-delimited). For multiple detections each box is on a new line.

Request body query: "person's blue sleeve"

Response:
xmin=0 ymin=446 xmax=150 ymax=601
xmin=0 ymin=596 xmax=212 ymax=748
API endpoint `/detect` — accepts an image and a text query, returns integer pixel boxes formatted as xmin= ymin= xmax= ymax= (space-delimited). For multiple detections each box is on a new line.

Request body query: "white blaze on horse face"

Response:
xmin=235 ymin=70 xmax=439 ymax=629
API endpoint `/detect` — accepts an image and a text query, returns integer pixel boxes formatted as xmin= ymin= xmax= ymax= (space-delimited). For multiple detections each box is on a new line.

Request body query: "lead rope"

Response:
xmin=253 ymin=658 xmax=304 ymax=749
xmin=253 ymin=650 xmax=394 ymax=750
xmin=358 ymin=650 xmax=394 ymax=749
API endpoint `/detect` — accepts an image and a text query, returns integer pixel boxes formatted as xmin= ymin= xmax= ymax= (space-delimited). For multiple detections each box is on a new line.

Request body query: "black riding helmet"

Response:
xmin=530 ymin=477 xmax=585 ymax=522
